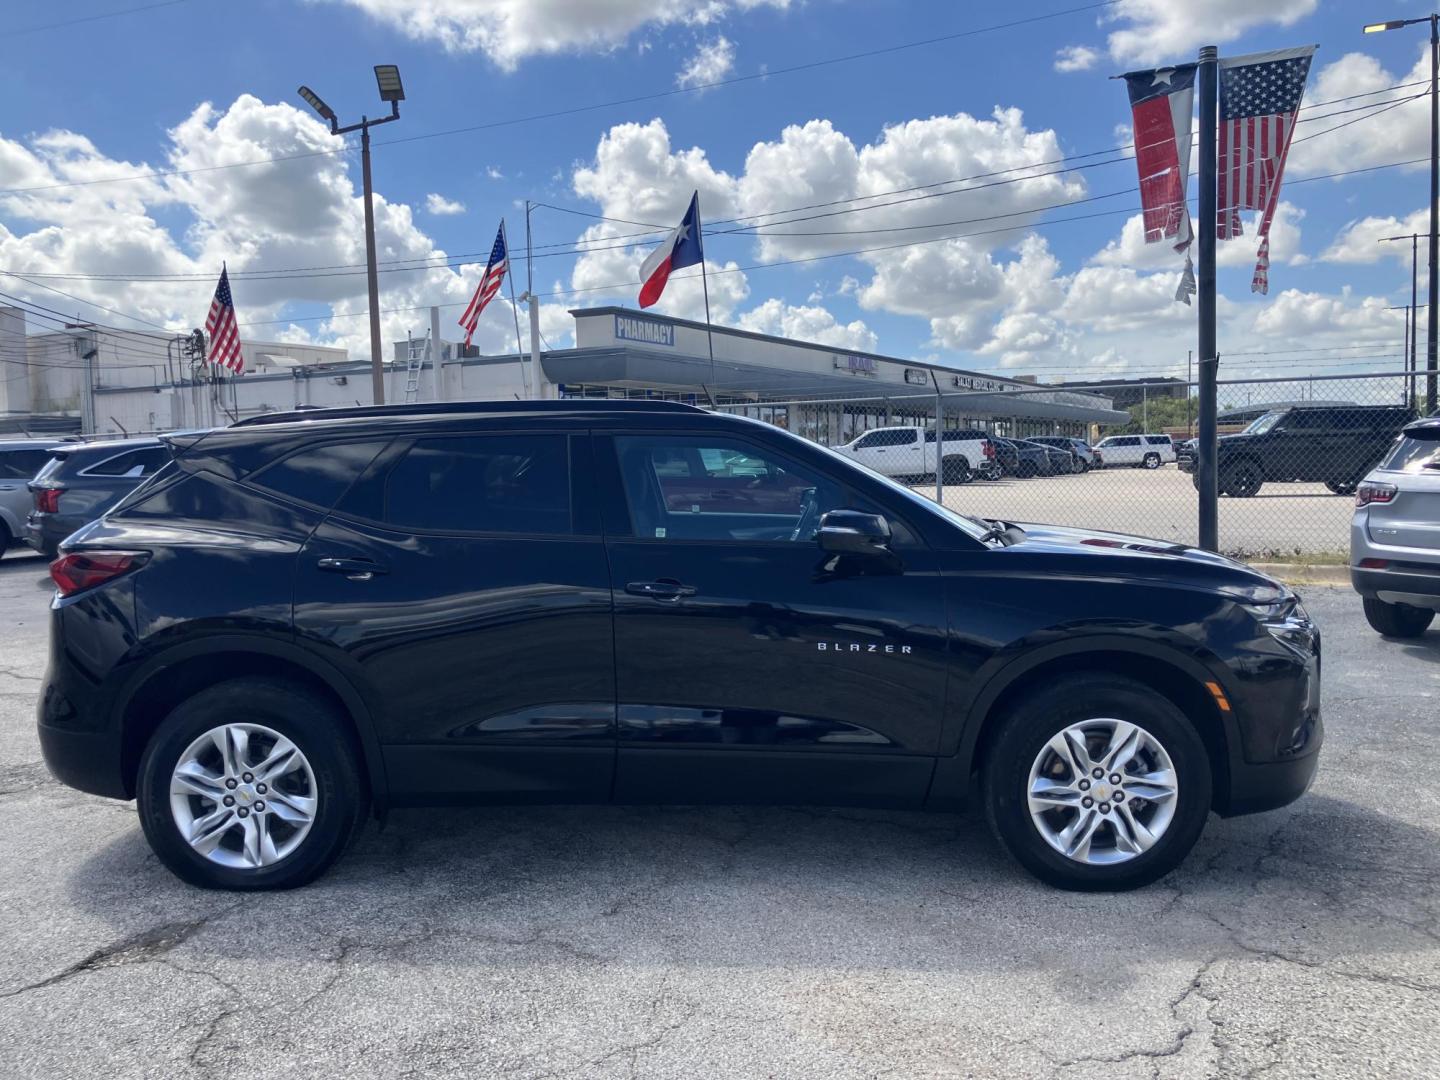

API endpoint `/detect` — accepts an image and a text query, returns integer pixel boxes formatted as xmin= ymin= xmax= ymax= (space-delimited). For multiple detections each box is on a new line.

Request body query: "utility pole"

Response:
xmin=521 ymin=200 xmax=545 ymax=399
xmin=1186 ymin=350 xmax=1193 ymax=436
xmin=1364 ymin=14 xmax=1439 ymax=411
xmin=298 ymin=67 xmax=406 ymax=406
xmin=429 ymin=305 xmax=445 ymax=401
xmin=1196 ymin=45 xmax=1220 ymax=551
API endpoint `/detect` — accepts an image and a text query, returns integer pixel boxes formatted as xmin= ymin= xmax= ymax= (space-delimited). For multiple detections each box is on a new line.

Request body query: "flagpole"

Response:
xmin=1196 ymin=44 xmax=1219 ymax=553
xmin=502 ymin=219 xmax=530 ymax=399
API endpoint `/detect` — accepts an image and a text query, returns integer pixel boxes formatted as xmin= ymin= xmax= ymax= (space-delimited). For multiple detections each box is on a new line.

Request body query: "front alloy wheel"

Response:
xmin=1027 ymin=720 xmax=1178 ymax=864
xmin=982 ymin=674 xmax=1211 ymax=891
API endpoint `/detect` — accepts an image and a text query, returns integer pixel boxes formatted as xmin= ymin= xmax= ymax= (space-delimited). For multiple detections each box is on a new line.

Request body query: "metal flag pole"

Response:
xmin=524 ymin=200 xmax=545 ymax=399
xmin=696 ymin=195 xmax=717 ymax=390
xmin=1196 ymin=44 xmax=1220 ymax=552
xmin=501 ymin=220 xmax=530 ymax=399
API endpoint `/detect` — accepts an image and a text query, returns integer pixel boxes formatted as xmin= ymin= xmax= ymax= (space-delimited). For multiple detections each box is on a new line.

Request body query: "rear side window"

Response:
xmin=1381 ymin=434 xmax=1440 ymax=473
xmin=376 ymin=434 xmax=571 ymax=535
xmin=0 ymin=449 xmax=55 ymax=480
xmin=247 ymin=440 xmax=389 ymax=510
xmin=855 ymin=430 xmax=914 ymax=448
xmin=81 ymin=447 xmax=168 ymax=478
xmin=1145 ymin=436 xmax=1172 ymax=445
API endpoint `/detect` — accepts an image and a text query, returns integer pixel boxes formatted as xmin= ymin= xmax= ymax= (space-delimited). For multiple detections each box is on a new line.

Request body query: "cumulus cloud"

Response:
xmin=737 ymin=298 xmax=877 ymax=351
xmin=319 ymin=0 xmax=790 ymax=70
xmin=1092 ymin=203 xmax=1305 ymax=271
xmin=1322 ymin=206 xmax=1427 ymax=265
xmin=1054 ymin=45 xmax=1099 ymax=73
xmin=677 ymin=36 xmax=735 ymax=89
xmin=1288 ymin=49 xmax=1430 ymax=177
xmin=0 ymin=94 xmax=542 ymax=362
xmin=425 ymin=192 xmax=466 ymax=215
xmin=1104 ymin=0 xmax=1317 ymax=66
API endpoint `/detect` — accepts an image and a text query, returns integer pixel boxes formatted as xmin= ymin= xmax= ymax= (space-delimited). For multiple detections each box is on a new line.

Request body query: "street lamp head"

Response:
xmin=297 ymin=86 xmax=337 ymax=123
xmin=374 ymin=65 xmax=405 ymax=103
xmin=1363 ymin=20 xmax=1408 ymax=32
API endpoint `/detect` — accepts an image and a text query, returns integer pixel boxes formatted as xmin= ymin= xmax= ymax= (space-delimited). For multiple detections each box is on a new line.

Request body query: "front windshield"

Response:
xmin=1244 ymin=410 xmax=1285 ymax=435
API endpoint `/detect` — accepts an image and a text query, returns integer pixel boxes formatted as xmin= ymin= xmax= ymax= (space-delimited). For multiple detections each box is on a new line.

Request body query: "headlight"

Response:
xmin=1244 ymin=594 xmax=1316 ymax=652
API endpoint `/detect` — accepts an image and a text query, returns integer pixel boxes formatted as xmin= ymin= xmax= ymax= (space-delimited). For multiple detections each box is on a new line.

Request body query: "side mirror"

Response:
xmin=817 ymin=509 xmax=892 ymax=557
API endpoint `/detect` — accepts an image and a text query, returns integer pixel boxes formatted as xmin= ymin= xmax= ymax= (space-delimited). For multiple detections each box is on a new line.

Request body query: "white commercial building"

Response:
xmin=2 ymin=304 xmax=1125 ymax=438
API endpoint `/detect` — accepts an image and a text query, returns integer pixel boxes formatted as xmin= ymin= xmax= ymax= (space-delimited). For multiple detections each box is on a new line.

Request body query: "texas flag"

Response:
xmin=1122 ymin=64 xmax=1197 ymax=247
xmin=638 ymin=192 xmax=704 ymax=308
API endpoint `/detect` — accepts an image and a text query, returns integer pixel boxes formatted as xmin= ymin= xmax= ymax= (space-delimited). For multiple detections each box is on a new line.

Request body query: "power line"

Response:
xmin=0 ymin=2 xmax=1121 ymax=198
xmin=12 ymin=0 xmax=194 ymax=36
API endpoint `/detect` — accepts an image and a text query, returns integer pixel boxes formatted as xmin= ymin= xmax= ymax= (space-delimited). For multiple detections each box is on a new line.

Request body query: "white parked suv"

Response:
xmin=832 ymin=425 xmax=995 ymax=484
xmin=1351 ymin=417 xmax=1440 ymax=638
xmin=1094 ymin=433 xmax=1176 ymax=469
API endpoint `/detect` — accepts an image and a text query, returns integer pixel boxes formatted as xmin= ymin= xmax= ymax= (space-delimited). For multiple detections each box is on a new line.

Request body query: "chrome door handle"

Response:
xmin=625 ymin=580 xmax=697 ymax=601
xmin=317 ymin=556 xmax=387 ymax=581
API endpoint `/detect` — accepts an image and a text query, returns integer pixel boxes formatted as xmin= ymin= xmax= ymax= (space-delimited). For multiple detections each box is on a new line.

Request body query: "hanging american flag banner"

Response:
xmin=1217 ymin=46 xmax=1315 ymax=294
xmin=204 ymin=265 xmax=244 ymax=373
xmin=1122 ymin=64 xmax=1197 ymax=303
xmin=458 ymin=223 xmax=509 ymax=348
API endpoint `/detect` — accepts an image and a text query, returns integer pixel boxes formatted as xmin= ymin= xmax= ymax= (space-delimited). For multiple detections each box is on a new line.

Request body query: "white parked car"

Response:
xmin=1351 ymin=417 xmax=1440 ymax=638
xmin=1094 ymin=433 xmax=1176 ymax=469
xmin=832 ymin=425 xmax=995 ymax=484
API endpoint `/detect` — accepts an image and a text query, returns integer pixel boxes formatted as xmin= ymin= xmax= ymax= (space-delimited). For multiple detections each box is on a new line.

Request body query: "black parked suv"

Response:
xmin=1177 ymin=404 xmax=1414 ymax=497
xmin=39 ymin=401 xmax=1321 ymax=892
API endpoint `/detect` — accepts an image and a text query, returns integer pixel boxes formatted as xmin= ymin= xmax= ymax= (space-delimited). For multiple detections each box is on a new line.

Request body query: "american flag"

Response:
xmin=1217 ymin=46 xmax=1315 ymax=293
xmin=459 ymin=223 xmax=509 ymax=348
xmin=204 ymin=265 xmax=244 ymax=373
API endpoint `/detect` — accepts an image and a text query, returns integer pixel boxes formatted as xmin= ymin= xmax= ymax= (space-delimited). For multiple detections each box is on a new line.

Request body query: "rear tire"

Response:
xmin=137 ymin=677 xmax=366 ymax=890
xmin=1362 ymin=598 xmax=1435 ymax=638
xmin=941 ymin=456 xmax=972 ymax=485
xmin=982 ymin=674 xmax=1211 ymax=891
xmin=1142 ymin=453 xmax=1161 ymax=470
xmin=1325 ymin=479 xmax=1359 ymax=496
xmin=0 ymin=520 xmax=10 ymax=561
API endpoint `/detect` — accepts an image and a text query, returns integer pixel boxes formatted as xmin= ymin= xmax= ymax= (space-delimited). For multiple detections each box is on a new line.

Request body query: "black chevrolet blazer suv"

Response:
xmin=37 ymin=400 xmax=1322 ymax=891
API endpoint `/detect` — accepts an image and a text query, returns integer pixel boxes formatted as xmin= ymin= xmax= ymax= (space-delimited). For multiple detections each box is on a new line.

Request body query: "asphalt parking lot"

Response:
xmin=929 ymin=466 xmax=1355 ymax=557
xmin=1 ymin=549 xmax=1438 ymax=1079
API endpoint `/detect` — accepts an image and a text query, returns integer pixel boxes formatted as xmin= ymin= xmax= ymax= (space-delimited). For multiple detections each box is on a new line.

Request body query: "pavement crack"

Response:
xmin=0 ymin=906 xmax=239 ymax=999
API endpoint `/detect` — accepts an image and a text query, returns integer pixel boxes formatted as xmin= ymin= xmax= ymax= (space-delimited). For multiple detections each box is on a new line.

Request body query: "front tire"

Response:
xmin=1220 ymin=461 xmax=1262 ymax=498
xmin=1362 ymin=597 xmax=1435 ymax=638
xmin=137 ymin=677 xmax=366 ymax=890
xmin=982 ymin=675 xmax=1212 ymax=891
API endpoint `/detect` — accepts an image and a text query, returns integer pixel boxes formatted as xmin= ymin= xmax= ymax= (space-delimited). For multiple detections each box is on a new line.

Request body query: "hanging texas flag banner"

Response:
xmin=638 ymin=191 xmax=704 ymax=308
xmin=1122 ymin=64 xmax=1198 ymax=304
xmin=1216 ymin=46 xmax=1316 ymax=294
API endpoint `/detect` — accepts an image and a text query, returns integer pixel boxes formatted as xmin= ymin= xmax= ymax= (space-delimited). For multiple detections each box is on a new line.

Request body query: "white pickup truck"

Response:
xmin=831 ymin=425 xmax=995 ymax=484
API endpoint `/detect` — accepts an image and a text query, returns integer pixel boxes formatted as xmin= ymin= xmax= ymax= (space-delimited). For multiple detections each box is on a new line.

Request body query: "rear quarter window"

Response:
xmin=245 ymin=440 xmax=390 ymax=510
xmin=80 ymin=447 xmax=168 ymax=478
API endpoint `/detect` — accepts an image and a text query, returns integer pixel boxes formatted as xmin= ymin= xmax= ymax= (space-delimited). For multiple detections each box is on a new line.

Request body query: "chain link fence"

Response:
xmin=714 ymin=370 xmax=1425 ymax=560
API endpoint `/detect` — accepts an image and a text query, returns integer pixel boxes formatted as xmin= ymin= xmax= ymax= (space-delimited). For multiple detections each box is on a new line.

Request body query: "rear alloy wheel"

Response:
xmin=1363 ymin=597 xmax=1435 ymax=638
xmin=138 ymin=677 xmax=366 ymax=890
xmin=1142 ymin=452 xmax=1161 ymax=470
xmin=1076 ymin=459 xmax=1089 ymax=474
xmin=941 ymin=456 xmax=972 ymax=485
xmin=1220 ymin=462 xmax=1263 ymax=498
xmin=983 ymin=675 xmax=1211 ymax=891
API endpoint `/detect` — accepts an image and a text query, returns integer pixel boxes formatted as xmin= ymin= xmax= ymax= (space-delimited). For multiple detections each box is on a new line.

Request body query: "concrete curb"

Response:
xmin=1251 ymin=562 xmax=1351 ymax=587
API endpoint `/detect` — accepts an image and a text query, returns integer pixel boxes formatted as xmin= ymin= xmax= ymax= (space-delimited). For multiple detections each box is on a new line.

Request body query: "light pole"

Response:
xmin=1379 ymin=232 xmax=1421 ymax=405
xmin=1365 ymin=16 xmax=1438 ymax=412
xmin=298 ymin=65 xmax=405 ymax=406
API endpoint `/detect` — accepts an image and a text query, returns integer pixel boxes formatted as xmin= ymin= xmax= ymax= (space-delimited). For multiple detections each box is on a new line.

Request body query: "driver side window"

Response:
xmin=614 ymin=435 xmax=843 ymax=542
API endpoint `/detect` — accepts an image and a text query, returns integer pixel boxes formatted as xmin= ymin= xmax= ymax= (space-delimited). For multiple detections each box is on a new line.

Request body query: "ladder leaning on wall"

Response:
xmin=403 ymin=329 xmax=429 ymax=403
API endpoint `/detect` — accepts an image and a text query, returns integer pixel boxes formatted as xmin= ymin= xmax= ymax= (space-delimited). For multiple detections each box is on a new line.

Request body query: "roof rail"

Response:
xmin=229 ymin=398 xmax=703 ymax=428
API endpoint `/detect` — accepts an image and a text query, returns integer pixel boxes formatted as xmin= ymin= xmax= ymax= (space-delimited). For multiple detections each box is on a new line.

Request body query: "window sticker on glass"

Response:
xmin=655 ymin=527 xmax=666 ymax=537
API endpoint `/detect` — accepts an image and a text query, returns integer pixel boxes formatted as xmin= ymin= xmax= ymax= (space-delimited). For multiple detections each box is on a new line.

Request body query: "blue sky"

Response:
xmin=1 ymin=0 xmax=1435 ymax=382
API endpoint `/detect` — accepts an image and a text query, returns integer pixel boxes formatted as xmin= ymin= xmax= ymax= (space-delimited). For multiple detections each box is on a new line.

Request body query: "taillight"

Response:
xmin=1356 ymin=481 xmax=1397 ymax=507
xmin=983 ymin=440 xmax=996 ymax=459
xmin=35 ymin=487 xmax=63 ymax=514
xmin=49 ymin=551 xmax=150 ymax=598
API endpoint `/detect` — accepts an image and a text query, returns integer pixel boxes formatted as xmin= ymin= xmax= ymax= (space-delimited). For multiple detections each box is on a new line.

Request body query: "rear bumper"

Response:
xmin=37 ymin=718 xmax=128 ymax=799
xmin=1351 ymin=565 xmax=1440 ymax=607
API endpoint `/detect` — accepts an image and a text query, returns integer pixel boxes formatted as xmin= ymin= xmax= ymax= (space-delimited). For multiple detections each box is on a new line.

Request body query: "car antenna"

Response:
xmin=699 ymin=383 xmax=718 ymax=408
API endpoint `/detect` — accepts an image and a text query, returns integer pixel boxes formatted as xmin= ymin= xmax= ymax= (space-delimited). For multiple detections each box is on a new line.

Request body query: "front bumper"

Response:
xmin=1219 ymin=733 xmax=1322 ymax=816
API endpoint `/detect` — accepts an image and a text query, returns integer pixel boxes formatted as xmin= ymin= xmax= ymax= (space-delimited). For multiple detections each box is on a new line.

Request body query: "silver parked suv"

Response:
xmin=0 ymin=439 xmax=67 ymax=560
xmin=1351 ymin=418 xmax=1440 ymax=637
